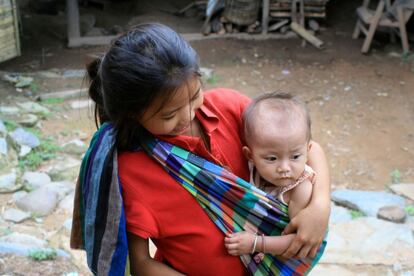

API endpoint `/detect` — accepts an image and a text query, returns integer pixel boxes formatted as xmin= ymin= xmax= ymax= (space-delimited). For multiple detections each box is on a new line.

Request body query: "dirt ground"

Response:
xmin=0 ymin=0 xmax=413 ymax=274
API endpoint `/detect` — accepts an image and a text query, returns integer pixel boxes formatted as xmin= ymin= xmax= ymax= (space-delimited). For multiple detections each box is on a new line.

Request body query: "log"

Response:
xmin=290 ymin=22 xmax=324 ymax=49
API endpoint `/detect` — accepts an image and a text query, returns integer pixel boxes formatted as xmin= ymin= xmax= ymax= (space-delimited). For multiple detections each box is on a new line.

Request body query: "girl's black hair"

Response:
xmin=86 ymin=23 xmax=200 ymax=150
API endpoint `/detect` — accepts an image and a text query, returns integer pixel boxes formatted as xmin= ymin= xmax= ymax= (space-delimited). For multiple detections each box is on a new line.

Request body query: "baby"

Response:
xmin=225 ymin=92 xmax=316 ymax=257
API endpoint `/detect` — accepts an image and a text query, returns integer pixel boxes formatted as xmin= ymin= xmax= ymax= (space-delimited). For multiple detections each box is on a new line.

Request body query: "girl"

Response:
xmin=72 ymin=23 xmax=330 ymax=275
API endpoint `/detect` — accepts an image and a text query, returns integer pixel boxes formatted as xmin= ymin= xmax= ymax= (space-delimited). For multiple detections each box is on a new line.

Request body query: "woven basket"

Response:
xmin=224 ymin=0 xmax=261 ymax=26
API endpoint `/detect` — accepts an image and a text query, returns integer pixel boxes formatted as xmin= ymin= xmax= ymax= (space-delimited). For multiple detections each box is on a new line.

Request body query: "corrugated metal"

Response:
xmin=0 ymin=0 xmax=20 ymax=63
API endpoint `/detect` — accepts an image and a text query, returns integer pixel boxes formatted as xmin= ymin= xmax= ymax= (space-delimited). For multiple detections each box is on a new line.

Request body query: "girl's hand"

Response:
xmin=281 ymin=200 xmax=330 ymax=259
xmin=224 ymin=232 xmax=255 ymax=256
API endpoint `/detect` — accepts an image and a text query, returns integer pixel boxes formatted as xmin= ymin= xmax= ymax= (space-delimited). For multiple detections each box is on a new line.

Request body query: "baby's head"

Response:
xmin=243 ymin=92 xmax=312 ymax=187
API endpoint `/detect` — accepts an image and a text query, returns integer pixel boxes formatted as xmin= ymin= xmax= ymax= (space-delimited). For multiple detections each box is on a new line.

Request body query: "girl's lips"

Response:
xmin=174 ymin=123 xmax=190 ymax=134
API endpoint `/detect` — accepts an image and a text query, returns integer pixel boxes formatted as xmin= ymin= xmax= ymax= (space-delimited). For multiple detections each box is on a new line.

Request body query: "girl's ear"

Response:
xmin=242 ymin=146 xmax=253 ymax=161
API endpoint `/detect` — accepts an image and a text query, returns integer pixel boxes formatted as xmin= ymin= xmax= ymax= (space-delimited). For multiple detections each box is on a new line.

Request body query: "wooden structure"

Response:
xmin=353 ymin=0 xmax=414 ymax=53
xmin=0 ymin=0 xmax=20 ymax=63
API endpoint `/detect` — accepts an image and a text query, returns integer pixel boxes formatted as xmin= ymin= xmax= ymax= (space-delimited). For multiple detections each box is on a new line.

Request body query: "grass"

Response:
xmin=18 ymin=137 xmax=61 ymax=170
xmin=205 ymin=74 xmax=221 ymax=85
xmin=390 ymin=169 xmax=402 ymax=184
xmin=28 ymin=248 xmax=57 ymax=261
xmin=3 ymin=120 xmax=19 ymax=132
xmin=405 ymin=205 xmax=414 ymax=216
xmin=41 ymin=97 xmax=65 ymax=105
xmin=350 ymin=210 xmax=364 ymax=219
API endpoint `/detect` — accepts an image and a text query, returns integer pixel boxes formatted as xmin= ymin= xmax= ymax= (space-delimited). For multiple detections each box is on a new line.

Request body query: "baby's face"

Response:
xmin=248 ymin=127 xmax=309 ymax=187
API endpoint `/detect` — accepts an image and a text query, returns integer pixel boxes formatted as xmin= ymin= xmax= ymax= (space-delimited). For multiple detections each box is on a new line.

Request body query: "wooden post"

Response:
xmin=262 ymin=0 xmax=269 ymax=34
xmin=67 ymin=0 xmax=81 ymax=46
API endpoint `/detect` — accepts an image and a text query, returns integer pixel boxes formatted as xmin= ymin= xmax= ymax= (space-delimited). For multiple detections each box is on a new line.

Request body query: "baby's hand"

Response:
xmin=224 ymin=232 xmax=255 ymax=256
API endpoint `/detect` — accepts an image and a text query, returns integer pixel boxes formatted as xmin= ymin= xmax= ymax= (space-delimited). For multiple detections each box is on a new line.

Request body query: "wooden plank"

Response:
xmin=290 ymin=21 xmax=324 ymax=49
xmin=270 ymin=11 xmax=325 ymax=18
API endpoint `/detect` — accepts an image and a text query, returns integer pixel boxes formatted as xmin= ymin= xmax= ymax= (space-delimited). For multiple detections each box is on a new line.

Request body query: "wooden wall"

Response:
xmin=0 ymin=0 xmax=20 ymax=63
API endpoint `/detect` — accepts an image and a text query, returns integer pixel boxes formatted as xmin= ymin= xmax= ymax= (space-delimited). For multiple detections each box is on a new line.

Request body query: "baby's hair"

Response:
xmin=85 ymin=23 xmax=201 ymax=150
xmin=243 ymin=92 xmax=312 ymax=144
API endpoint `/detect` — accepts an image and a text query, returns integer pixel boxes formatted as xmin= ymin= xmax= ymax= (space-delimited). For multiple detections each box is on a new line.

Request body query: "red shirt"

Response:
xmin=119 ymin=88 xmax=251 ymax=276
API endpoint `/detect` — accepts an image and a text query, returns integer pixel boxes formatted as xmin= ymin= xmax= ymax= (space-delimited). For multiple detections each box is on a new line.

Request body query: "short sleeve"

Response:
xmin=120 ymin=177 xmax=160 ymax=238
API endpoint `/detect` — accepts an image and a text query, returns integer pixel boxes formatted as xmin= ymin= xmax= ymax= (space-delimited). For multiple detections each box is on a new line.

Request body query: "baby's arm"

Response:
xmin=288 ymin=178 xmax=313 ymax=219
xmin=224 ymin=232 xmax=295 ymax=256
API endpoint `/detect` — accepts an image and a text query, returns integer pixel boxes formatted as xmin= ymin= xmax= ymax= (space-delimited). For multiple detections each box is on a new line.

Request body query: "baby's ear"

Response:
xmin=242 ymin=146 xmax=252 ymax=161
xmin=307 ymin=141 xmax=313 ymax=152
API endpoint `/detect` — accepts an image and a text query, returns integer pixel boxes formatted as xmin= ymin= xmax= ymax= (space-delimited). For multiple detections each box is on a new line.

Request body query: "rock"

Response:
xmin=0 ymin=136 xmax=18 ymax=174
xmin=19 ymin=145 xmax=31 ymax=157
xmin=200 ymin=67 xmax=214 ymax=79
xmin=377 ymin=205 xmax=406 ymax=223
xmin=43 ymin=181 xmax=74 ymax=201
xmin=0 ymin=106 xmax=20 ymax=115
xmin=58 ymin=191 xmax=74 ymax=212
xmin=3 ymin=208 xmax=31 ymax=223
xmin=12 ymin=190 xmax=28 ymax=202
xmin=0 ymin=233 xmax=46 ymax=247
xmin=62 ymin=139 xmax=87 ymax=155
xmin=331 ymin=189 xmax=405 ymax=216
xmin=15 ymin=187 xmax=59 ymax=216
xmin=10 ymin=128 xmax=40 ymax=148
xmin=62 ymin=69 xmax=86 ymax=78
xmin=70 ymin=100 xmax=90 ymax=109
xmin=0 ymin=172 xmax=21 ymax=193
xmin=389 ymin=183 xmax=414 ymax=201
xmin=0 ymin=137 xmax=6 ymax=154
xmin=310 ymin=264 xmax=355 ymax=276
xmin=63 ymin=218 xmax=72 ymax=232
xmin=16 ymin=102 xmax=50 ymax=116
xmin=22 ymin=171 xmax=51 ymax=190
xmin=46 ymin=156 xmax=81 ymax=181
xmin=330 ymin=203 xmax=352 ymax=224
xmin=16 ymin=113 xmax=39 ymax=127
xmin=320 ymin=217 xmax=414 ymax=266
xmin=80 ymin=13 xmax=96 ymax=34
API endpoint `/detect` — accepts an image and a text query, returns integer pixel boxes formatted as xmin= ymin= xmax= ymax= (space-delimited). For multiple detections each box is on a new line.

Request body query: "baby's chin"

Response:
xmin=269 ymin=178 xmax=295 ymax=187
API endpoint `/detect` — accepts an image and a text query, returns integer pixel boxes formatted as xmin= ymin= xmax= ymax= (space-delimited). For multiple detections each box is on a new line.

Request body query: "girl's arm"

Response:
xmin=127 ymin=233 xmax=185 ymax=276
xmin=281 ymin=141 xmax=331 ymax=259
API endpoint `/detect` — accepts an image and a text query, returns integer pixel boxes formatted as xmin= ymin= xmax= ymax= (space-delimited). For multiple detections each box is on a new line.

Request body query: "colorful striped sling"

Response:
xmin=140 ymin=133 xmax=326 ymax=276
xmin=71 ymin=123 xmax=326 ymax=275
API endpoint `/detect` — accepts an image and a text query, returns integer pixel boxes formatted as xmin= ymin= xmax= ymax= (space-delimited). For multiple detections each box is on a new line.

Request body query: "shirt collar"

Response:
xmin=197 ymin=103 xmax=219 ymax=134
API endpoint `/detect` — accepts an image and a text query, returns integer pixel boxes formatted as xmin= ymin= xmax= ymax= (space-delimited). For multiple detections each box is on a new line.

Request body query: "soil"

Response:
xmin=0 ymin=0 xmax=413 ymax=274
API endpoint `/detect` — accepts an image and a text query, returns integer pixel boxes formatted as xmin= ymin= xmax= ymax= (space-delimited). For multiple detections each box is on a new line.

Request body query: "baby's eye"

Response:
xmin=265 ymin=156 xmax=277 ymax=161
xmin=292 ymin=154 xmax=301 ymax=160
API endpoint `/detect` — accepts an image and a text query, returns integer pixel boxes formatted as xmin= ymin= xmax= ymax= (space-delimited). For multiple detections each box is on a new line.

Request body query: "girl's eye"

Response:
xmin=265 ymin=156 xmax=277 ymax=161
xmin=162 ymin=114 xmax=175 ymax=120
xmin=191 ymin=91 xmax=200 ymax=101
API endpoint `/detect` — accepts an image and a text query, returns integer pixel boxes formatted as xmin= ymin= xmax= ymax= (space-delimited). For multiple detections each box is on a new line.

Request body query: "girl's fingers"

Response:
xmin=296 ymin=244 xmax=312 ymax=259
xmin=225 ymin=243 xmax=240 ymax=250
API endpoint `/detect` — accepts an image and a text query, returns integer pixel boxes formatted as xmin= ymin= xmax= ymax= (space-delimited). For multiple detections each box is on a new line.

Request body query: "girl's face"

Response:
xmin=139 ymin=77 xmax=203 ymax=136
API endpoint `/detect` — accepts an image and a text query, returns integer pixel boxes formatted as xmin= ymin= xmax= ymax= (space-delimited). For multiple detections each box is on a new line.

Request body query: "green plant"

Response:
xmin=405 ymin=205 xmax=414 ymax=216
xmin=28 ymin=248 xmax=57 ymax=261
xmin=3 ymin=120 xmax=18 ymax=132
xmin=29 ymin=83 xmax=39 ymax=93
xmin=350 ymin=210 xmax=364 ymax=219
xmin=42 ymin=97 xmax=65 ymax=105
xmin=205 ymin=74 xmax=220 ymax=85
xmin=18 ymin=138 xmax=61 ymax=170
xmin=390 ymin=169 xmax=402 ymax=184
xmin=401 ymin=52 xmax=414 ymax=72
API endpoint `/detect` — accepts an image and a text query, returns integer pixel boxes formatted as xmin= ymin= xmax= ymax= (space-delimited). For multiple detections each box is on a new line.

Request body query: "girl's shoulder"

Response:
xmin=203 ymin=88 xmax=251 ymax=114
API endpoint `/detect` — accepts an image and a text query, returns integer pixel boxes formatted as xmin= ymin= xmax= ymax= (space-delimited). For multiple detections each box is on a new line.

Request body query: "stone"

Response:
xmin=22 ymin=171 xmax=51 ymax=190
xmin=16 ymin=113 xmax=38 ymax=127
xmin=43 ymin=181 xmax=74 ymax=201
xmin=16 ymin=102 xmax=50 ymax=116
xmin=0 ymin=233 xmax=46 ymax=247
xmin=10 ymin=128 xmax=40 ymax=148
xmin=331 ymin=189 xmax=405 ymax=216
xmin=62 ymin=139 xmax=87 ymax=155
xmin=58 ymin=192 xmax=74 ymax=212
xmin=3 ymin=208 xmax=31 ymax=223
xmin=377 ymin=205 xmax=406 ymax=223
xmin=0 ymin=106 xmax=20 ymax=115
xmin=330 ymin=203 xmax=352 ymax=224
xmin=15 ymin=187 xmax=59 ymax=216
xmin=70 ymin=100 xmax=90 ymax=109
xmin=320 ymin=217 xmax=414 ymax=266
xmin=0 ymin=172 xmax=21 ymax=193
xmin=19 ymin=145 xmax=31 ymax=157
xmin=46 ymin=156 xmax=81 ymax=181
xmin=389 ymin=183 xmax=414 ymax=201
xmin=12 ymin=190 xmax=28 ymax=202
xmin=0 ymin=137 xmax=18 ymax=174
xmin=0 ymin=137 xmax=7 ymax=155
